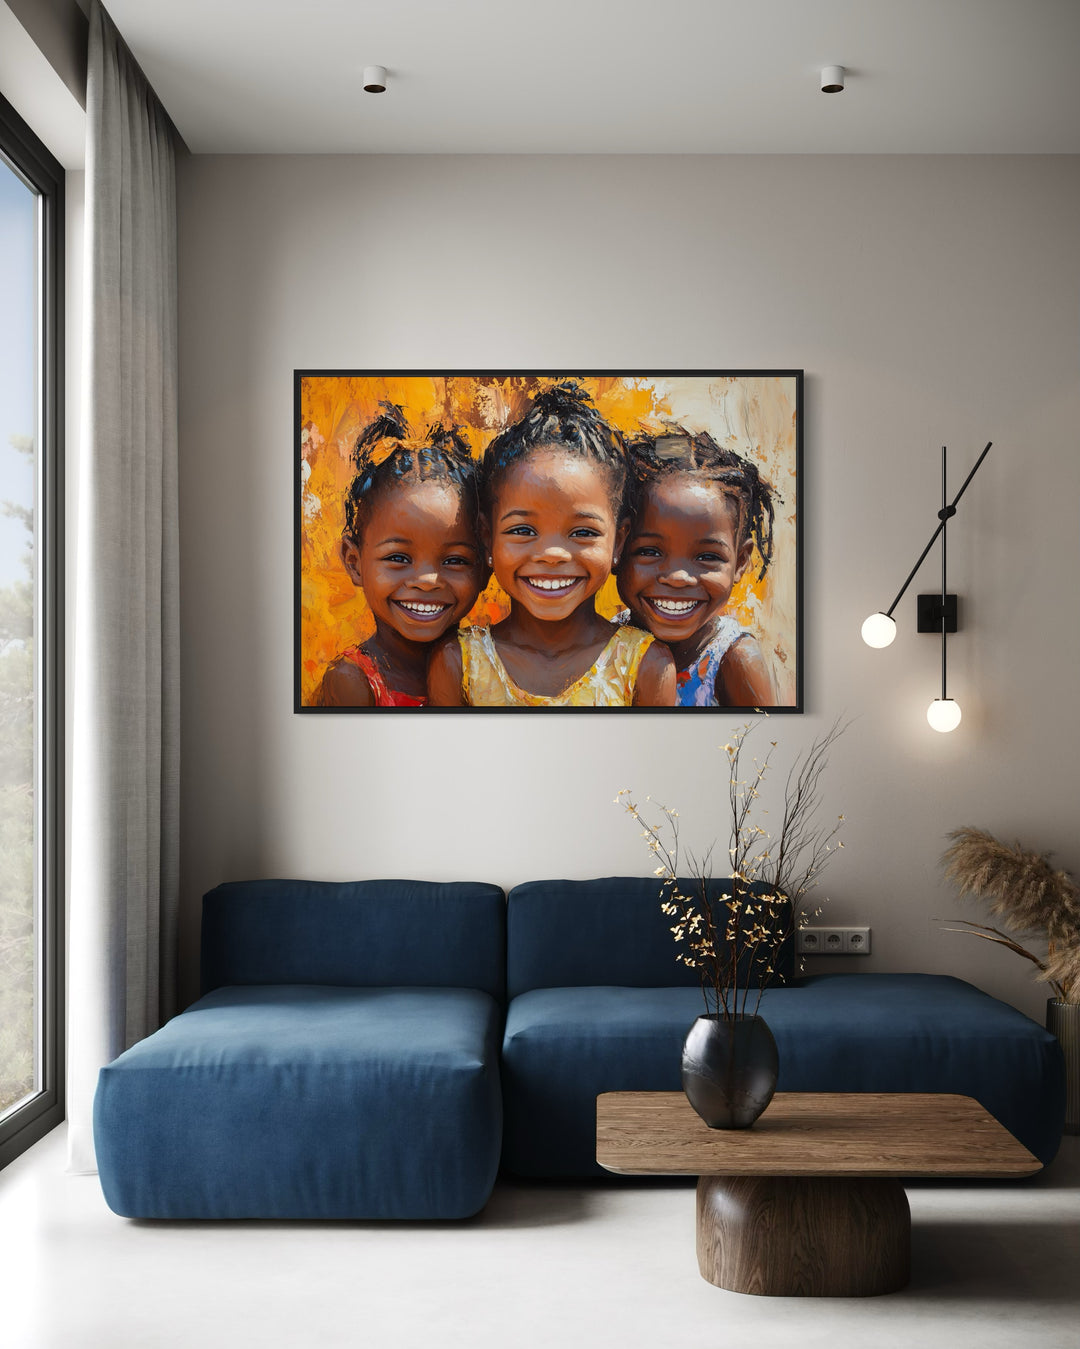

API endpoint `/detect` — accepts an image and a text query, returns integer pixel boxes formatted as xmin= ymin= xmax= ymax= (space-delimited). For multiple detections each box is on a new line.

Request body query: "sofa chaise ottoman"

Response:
xmin=94 ymin=879 xmax=505 ymax=1219
xmin=500 ymin=877 xmax=1067 ymax=1176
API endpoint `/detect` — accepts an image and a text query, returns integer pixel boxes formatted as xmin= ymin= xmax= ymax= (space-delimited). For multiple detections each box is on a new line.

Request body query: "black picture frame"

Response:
xmin=295 ymin=370 xmax=803 ymax=713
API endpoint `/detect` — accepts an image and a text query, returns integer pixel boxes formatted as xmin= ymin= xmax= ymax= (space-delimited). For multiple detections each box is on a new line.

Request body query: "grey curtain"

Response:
xmin=67 ymin=0 xmax=179 ymax=1172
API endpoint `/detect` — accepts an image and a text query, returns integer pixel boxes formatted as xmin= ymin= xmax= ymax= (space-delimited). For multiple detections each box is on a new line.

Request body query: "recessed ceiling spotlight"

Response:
xmin=820 ymin=65 xmax=845 ymax=93
xmin=363 ymin=66 xmax=387 ymax=94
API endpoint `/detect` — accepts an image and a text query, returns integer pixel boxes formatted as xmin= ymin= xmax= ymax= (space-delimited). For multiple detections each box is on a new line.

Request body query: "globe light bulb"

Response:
xmin=927 ymin=698 xmax=962 ymax=733
xmin=861 ymin=612 xmax=897 ymax=648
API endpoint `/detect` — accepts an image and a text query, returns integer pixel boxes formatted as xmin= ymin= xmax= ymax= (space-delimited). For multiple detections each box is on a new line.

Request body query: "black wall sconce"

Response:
xmin=861 ymin=442 xmax=992 ymax=731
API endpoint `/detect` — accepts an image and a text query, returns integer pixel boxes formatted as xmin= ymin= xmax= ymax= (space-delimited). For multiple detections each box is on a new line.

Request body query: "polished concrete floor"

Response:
xmin=1 ymin=1126 xmax=1077 ymax=1349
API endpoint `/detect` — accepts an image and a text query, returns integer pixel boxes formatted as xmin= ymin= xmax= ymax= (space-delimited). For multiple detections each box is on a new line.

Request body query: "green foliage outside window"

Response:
xmin=0 ymin=433 xmax=35 ymax=1116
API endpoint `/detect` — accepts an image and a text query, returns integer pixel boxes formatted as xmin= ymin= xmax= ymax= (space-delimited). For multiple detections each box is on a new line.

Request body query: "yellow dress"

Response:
xmin=459 ymin=623 xmax=655 ymax=707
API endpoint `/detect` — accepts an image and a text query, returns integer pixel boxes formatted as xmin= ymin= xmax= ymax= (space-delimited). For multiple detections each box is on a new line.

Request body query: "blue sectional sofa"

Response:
xmin=94 ymin=880 xmax=505 ymax=1219
xmin=94 ymin=875 xmax=1066 ymax=1219
xmin=501 ymin=878 xmax=1067 ymax=1175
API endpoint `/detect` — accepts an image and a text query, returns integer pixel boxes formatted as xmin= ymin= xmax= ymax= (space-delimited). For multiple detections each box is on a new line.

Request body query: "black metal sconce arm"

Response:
xmin=882 ymin=441 xmax=992 ymax=620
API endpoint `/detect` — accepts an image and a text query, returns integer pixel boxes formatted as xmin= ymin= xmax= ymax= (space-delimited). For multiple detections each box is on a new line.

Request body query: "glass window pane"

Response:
xmin=0 ymin=153 xmax=39 ymax=1120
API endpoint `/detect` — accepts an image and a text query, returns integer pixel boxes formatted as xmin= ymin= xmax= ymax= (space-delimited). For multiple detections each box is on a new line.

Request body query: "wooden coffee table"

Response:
xmin=596 ymin=1091 xmax=1041 ymax=1297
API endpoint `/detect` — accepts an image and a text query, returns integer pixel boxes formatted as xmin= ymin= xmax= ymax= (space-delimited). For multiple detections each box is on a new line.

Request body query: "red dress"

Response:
xmin=341 ymin=648 xmax=426 ymax=708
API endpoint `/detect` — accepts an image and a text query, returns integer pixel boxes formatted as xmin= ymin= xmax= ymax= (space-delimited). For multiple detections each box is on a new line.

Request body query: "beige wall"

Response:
xmin=0 ymin=0 xmax=85 ymax=168
xmin=176 ymin=153 xmax=1080 ymax=1016
xmin=3 ymin=0 xmax=87 ymax=109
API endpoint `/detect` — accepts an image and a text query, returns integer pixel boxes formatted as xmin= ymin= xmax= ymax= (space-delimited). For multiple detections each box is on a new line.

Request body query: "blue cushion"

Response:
xmin=201 ymin=879 xmax=506 ymax=1002
xmin=94 ymin=985 xmax=503 ymax=1219
xmin=501 ymin=973 xmax=1065 ymax=1176
xmin=506 ymin=876 xmax=794 ymax=999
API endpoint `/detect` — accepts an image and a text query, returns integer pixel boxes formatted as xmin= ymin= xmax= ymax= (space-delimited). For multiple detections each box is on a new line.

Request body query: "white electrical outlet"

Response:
xmin=797 ymin=926 xmax=872 ymax=955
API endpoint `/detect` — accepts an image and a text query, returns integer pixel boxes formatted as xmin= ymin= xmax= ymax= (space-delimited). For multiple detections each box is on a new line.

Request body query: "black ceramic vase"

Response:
xmin=681 ymin=1013 xmax=779 ymax=1129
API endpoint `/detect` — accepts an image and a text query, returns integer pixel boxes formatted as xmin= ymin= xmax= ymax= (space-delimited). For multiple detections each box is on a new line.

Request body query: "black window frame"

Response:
xmin=0 ymin=91 xmax=65 ymax=1171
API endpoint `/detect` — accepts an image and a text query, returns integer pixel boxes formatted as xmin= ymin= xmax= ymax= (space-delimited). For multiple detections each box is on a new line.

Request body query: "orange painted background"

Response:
xmin=298 ymin=374 xmax=798 ymax=707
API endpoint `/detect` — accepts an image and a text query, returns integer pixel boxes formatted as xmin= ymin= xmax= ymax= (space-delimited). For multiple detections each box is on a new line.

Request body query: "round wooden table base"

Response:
xmin=696 ymin=1174 xmax=911 ymax=1297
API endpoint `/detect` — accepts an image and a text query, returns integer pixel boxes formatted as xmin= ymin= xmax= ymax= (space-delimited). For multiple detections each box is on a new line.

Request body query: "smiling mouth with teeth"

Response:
xmin=523 ymin=576 xmax=582 ymax=593
xmin=394 ymin=600 xmax=451 ymax=618
xmin=646 ymin=597 xmax=704 ymax=617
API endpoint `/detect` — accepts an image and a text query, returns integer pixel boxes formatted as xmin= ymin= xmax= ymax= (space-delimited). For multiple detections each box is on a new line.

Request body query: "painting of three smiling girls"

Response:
xmin=297 ymin=374 xmax=800 ymax=711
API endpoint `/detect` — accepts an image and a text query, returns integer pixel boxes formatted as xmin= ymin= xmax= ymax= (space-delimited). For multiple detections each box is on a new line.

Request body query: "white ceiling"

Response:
xmin=104 ymin=0 xmax=1080 ymax=155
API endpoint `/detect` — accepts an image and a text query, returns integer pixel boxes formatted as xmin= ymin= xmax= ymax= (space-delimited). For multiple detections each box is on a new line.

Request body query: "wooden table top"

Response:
xmin=596 ymin=1092 xmax=1042 ymax=1179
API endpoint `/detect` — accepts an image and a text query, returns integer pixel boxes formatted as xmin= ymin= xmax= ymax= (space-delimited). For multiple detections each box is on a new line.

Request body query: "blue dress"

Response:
xmin=614 ymin=610 xmax=751 ymax=707
xmin=672 ymin=615 xmax=750 ymax=707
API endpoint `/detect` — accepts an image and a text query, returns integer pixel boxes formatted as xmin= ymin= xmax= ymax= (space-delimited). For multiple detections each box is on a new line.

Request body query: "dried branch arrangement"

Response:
xmin=941 ymin=826 xmax=1080 ymax=1003
xmin=618 ymin=719 xmax=845 ymax=1022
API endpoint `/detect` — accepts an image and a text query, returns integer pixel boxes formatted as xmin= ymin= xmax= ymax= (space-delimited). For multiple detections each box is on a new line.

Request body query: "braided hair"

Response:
xmin=480 ymin=381 xmax=629 ymax=516
xmin=343 ymin=401 xmax=479 ymax=541
xmin=626 ymin=428 xmax=776 ymax=579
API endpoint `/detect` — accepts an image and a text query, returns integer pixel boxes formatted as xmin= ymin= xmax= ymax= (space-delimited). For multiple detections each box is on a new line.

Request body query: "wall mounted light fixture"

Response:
xmin=861 ymin=442 xmax=992 ymax=731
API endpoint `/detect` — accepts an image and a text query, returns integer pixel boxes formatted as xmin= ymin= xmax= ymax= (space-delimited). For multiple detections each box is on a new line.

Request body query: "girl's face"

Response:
xmin=488 ymin=447 xmax=627 ymax=622
xmin=617 ymin=474 xmax=753 ymax=642
xmin=343 ymin=478 xmax=484 ymax=642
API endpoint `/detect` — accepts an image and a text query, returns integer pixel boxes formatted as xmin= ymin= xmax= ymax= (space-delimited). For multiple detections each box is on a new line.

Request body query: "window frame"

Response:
xmin=0 ymin=90 xmax=65 ymax=1171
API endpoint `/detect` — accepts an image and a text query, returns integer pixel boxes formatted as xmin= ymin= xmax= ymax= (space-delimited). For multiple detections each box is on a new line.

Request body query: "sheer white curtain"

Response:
xmin=67 ymin=0 xmax=180 ymax=1173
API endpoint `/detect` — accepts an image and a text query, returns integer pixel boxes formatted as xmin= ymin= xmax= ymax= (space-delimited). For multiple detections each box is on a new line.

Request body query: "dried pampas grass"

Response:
xmin=942 ymin=826 xmax=1080 ymax=1003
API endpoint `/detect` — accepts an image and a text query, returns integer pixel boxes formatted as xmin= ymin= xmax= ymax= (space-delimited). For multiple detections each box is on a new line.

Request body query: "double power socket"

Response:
xmin=796 ymin=926 xmax=872 ymax=956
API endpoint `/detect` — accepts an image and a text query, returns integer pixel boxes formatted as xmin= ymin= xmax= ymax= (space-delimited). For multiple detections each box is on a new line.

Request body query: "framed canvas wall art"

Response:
xmin=295 ymin=371 xmax=802 ymax=712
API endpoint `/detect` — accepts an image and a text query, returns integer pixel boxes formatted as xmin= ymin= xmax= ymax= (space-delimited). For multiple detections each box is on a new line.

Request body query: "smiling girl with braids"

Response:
xmin=616 ymin=428 xmax=777 ymax=708
xmin=316 ymin=403 xmax=487 ymax=707
xmin=428 ymin=382 xmax=675 ymax=707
